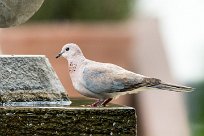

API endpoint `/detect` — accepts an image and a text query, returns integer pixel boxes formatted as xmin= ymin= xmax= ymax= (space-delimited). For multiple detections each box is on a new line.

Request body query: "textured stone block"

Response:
xmin=0 ymin=55 xmax=71 ymax=106
xmin=0 ymin=99 xmax=136 ymax=135
xmin=0 ymin=0 xmax=44 ymax=27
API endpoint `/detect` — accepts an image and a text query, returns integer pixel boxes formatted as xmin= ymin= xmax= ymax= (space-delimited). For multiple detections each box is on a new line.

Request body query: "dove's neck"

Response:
xmin=67 ymin=54 xmax=86 ymax=73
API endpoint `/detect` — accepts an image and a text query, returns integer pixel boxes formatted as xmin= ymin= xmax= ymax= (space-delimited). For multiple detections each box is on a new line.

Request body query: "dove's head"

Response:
xmin=56 ymin=43 xmax=84 ymax=60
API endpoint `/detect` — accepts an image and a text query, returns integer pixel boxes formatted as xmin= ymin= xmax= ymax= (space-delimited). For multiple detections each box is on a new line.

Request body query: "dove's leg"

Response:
xmin=90 ymin=98 xmax=113 ymax=107
xmin=101 ymin=98 xmax=113 ymax=107
xmin=91 ymin=99 xmax=104 ymax=107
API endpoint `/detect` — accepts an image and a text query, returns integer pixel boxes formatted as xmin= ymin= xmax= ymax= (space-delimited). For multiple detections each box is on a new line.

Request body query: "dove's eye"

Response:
xmin=66 ymin=48 xmax=69 ymax=51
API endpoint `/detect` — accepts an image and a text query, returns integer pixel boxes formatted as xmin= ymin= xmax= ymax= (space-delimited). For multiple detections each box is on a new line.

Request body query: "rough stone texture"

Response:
xmin=0 ymin=0 xmax=44 ymax=27
xmin=0 ymin=100 xmax=136 ymax=136
xmin=0 ymin=55 xmax=71 ymax=106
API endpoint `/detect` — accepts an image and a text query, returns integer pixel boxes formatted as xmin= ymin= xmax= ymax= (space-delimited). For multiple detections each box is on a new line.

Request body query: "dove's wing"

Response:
xmin=82 ymin=62 xmax=158 ymax=94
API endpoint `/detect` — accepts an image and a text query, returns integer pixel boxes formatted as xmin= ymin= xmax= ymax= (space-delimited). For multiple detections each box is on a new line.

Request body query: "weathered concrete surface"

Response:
xmin=0 ymin=55 xmax=71 ymax=106
xmin=0 ymin=0 xmax=44 ymax=27
xmin=0 ymin=99 xmax=136 ymax=135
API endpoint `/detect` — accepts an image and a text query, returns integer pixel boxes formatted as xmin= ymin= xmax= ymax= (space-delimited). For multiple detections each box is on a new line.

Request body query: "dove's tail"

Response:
xmin=152 ymin=83 xmax=194 ymax=92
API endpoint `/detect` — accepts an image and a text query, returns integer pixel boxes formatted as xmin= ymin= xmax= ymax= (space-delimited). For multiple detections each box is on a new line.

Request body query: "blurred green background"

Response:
xmin=31 ymin=0 xmax=135 ymax=22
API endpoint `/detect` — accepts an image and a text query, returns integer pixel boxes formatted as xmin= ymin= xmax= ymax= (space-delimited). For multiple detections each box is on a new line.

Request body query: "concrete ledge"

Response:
xmin=0 ymin=55 xmax=71 ymax=106
xmin=0 ymin=99 xmax=136 ymax=136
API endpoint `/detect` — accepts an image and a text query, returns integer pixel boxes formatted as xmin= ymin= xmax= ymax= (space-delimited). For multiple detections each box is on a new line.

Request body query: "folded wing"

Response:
xmin=82 ymin=63 xmax=154 ymax=94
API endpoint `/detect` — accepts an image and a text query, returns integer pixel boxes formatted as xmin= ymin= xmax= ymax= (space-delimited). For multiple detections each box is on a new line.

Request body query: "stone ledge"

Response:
xmin=0 ymin=99 xmax=136 ymax=136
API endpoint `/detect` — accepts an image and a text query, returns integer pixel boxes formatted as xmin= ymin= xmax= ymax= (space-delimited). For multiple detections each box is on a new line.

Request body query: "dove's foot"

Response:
xmin=89 ymin=98 xmax=113 ymax=107
xmin=90 ymin=99 xmax=103 ymax=107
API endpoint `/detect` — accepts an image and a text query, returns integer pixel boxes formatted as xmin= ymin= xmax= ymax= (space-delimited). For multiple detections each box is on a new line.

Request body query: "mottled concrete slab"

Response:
xmin=0 ymin=99 xmax=136 ymax=135
xmin=0 ymin=55 xmax=71 ymax=106
xmin=0 ymin=0 xmax=44 ymax=27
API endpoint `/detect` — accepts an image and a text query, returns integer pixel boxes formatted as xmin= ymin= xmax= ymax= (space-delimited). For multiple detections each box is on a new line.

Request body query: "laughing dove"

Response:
xmin=56 ymin=43 xmax=193 ymax=107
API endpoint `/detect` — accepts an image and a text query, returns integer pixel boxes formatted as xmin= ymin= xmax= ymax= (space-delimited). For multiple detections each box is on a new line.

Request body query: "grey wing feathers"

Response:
xmin=82 ymin=64 xmax=146 ymax=94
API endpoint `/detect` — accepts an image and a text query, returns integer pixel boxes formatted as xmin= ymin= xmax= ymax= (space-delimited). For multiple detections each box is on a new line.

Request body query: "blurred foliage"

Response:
xmin=187 ymin=81 xmax=204 ymax=136
xmin=31 ymin=0 xmax=135 ymax=22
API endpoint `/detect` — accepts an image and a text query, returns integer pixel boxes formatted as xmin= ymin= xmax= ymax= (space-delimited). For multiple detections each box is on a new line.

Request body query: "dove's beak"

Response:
xmin=56 ymin=52 xmax=63 ymax=58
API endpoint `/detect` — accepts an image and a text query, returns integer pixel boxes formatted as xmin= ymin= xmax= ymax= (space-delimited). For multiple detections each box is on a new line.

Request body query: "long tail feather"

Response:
xmin=152 ymin=83 xmax=194 ymax=92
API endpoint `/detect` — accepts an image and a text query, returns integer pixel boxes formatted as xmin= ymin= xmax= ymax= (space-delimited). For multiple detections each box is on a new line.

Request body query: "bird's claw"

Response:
xmin=88 ymin=98 xmax=113 ymax=107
